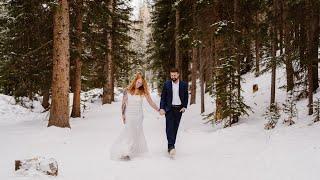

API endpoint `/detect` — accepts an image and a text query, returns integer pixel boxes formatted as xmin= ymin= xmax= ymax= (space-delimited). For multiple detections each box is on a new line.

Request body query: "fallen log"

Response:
xmin=15 ymin=157 xmax=58 ymax=176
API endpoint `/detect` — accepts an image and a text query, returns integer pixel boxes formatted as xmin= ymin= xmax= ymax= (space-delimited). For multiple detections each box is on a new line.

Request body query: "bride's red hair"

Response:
xmin=127 ymin=72 xmax=149 ymax=96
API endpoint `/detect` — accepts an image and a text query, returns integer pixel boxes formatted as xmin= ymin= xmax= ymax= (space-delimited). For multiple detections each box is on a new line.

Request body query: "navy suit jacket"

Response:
xmin=160 ymin=80 xmax=188 ymax=112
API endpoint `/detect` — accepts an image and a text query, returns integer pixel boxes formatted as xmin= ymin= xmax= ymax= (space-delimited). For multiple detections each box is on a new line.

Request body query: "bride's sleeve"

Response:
xmin=121 ymin=89 xmax=128 ymax=117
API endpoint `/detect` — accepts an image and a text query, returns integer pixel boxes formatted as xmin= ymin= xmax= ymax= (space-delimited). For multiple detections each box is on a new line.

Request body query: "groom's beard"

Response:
xmin=171 ymin=78 xmax=178 ymax=82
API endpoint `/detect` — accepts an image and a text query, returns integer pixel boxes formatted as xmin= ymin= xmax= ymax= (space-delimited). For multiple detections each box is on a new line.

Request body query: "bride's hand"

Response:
xmin=122 ymin=116 xmax=126 ymax=124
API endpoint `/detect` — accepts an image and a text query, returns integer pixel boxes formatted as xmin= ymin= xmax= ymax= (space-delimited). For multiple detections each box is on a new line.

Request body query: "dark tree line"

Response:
xmin=0 ymin=0 xmax=136 ymax=127
xmin=149 ymin=0 xmax=320 ymax=127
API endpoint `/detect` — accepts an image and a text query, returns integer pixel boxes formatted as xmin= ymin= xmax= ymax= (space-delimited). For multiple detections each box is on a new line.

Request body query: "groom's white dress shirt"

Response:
xmin=172 ymin=81 xmax=182 ymax=105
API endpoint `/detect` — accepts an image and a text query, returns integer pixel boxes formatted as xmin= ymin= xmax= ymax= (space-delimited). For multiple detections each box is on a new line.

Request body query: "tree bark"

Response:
xmin=305 ymin=0 xmax=319 ymax=114
xmin=270 ymin=0 xmax=277 ymax=106
xmin=311 ymin=3 xmax=319 ymax=92
xmin=283 ymin=1 xmax=294 ymax=92
xmin=233 ymin=0 xmax=240 ymax=124
xmin=42 ymin=90 xmax=50 ymax=110
xmin=102 ymin=0 xmax=114 ymax=104
xmin=71 ymin=0 xmax=83 ymax=118
xmin=214 ymin=37 xmax=223 ymax=121
xmin=199 ymin=47 xmax=205 ymax=113
xmin=175 ymin=5 xmax=181 ymax=77
xmin=190 ymin=3 xmax=197 ymax=105
xmin=254 ymin=12 xmax=260 ymax=77
xmin=48 ymin=0 xmax=70 ymax=128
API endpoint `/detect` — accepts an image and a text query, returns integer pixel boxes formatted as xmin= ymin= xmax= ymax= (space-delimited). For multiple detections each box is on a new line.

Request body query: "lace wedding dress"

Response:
xmin=110 ymin=93 xmax=148 ymax=160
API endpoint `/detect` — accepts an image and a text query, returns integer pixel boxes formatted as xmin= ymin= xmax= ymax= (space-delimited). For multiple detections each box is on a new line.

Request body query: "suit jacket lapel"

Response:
xmin=168 ymin=81 xmax=173 ymax=99
xmin=179 ymin=81 xmax=183 ymax=99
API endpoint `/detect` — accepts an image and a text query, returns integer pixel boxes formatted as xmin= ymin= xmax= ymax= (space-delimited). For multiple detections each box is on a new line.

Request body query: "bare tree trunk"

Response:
xmin=42 ymin=90 xmax=50 ymax=110
xmin=48 ymin=0 xmax=70 ymax=128
xmin=306 ymin=0 xmax=319 ymax=114
xmin=71 ymin=0 xmax=83 ymax=118
xmin=254 ymin=12 xmax=260 ymax=77
xmin=214 ymin=38 xmax=223 ymax=121
xmin=271 ymin=38 xmax=277 ymax=105
xmin=283 ymin=0 xmax=294 ymax=92
xmin=233 ymin=0 xmax=240 ymax=123
xmin=270 ymin=0 xmax=277 ymax=106
xmin=311 ymin=3 xmax=319 ymax=92
xmin=175 ymin=6 xmax=181 ymax=76
xmin=190 ymin=3 xmax=197 ymax=105
xmin=255 ymin=38 xmax=260 ymax=77
xmin=206 ymin=35 xmax=214 ymax=92
xmin=199 ymin=47 xmax=205 ymax=113
xmin=102 ymin=0 xmax=114 ymax=104
xmin=279 ymin=0 xmax=284 ymax=56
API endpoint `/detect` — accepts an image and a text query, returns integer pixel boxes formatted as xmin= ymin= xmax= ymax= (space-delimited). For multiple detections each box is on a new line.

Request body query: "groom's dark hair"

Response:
xmin=170 ymin=68 xmax=179 ymax=73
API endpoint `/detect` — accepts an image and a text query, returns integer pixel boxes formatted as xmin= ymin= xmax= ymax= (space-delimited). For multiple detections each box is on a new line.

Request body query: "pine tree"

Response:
xmin=148 ymin=0 xmax=176 ymax=90
xmin=282 ymin=92 xmax=297 ymax=126
xmin=313 ymin=98 xmax=320 ymax=123
xmin=113 ymin=0 xmax=137 ymax=88
xmin=0 ymin=1 xmax=53 ymax=100
xmin=210 ymin=20 xmax=250 ymax=127
xmin=264 ymin=103 xmax=281 ymax=130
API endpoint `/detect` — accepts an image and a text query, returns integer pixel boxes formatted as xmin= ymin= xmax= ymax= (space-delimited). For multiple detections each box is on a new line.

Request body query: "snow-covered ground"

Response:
xmin=1 ymin=69 xmax=320 ymax=180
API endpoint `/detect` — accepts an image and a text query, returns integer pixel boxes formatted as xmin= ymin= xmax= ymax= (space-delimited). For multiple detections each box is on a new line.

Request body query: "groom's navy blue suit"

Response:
xmin=160 ymin=80 xmax=188 ymax=150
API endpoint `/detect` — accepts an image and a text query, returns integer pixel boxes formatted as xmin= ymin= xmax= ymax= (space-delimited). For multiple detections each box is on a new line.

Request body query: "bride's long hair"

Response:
xmin=127 ymin=72 xmax=149 ymax=96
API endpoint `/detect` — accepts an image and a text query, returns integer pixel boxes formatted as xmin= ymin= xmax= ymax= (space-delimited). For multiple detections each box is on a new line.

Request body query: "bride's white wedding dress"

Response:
xmin=110 ymin=93 xmax=148 ymax=160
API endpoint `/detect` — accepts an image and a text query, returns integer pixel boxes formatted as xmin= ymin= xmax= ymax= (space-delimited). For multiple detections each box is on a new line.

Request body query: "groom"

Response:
xmin=159 ymin=68 xmax=188 ymax=157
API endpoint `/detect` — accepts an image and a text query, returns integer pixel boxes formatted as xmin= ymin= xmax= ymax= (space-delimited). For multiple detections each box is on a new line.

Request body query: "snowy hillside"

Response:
xmin=1 ymin=69 xmax=320 ymax=180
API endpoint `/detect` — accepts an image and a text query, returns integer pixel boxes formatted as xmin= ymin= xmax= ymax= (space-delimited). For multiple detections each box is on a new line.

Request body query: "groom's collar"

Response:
xmin=171 ymin=79 xmax=180 ymax=85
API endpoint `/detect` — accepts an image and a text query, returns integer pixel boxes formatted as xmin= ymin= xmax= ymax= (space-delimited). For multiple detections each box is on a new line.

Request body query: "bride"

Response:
xmin=110 ymin=72 xmax=160 ymax=161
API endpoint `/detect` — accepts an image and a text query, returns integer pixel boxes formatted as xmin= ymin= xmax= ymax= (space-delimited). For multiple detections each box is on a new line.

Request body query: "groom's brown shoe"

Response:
xmin=120 ymin=155 xmax=130 ymax=161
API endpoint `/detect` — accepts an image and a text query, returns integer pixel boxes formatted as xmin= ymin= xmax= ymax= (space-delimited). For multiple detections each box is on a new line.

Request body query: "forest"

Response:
xmin=0 ymin=0 xmax=319 ymax=129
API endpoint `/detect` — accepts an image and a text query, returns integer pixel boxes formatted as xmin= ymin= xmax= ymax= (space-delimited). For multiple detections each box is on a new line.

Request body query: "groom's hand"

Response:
xmin=159 ymin=109 xmax=166 ymax=116
xmin=180 ymin=107 xmax=186 ymax=113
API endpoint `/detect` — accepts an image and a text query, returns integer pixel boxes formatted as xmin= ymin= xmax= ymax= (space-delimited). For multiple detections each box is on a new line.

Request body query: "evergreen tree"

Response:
xmin=0 ymin=0 xmax=53 ymax=100
xmin=148 ymin=0 xmax=176 ymax=90
xmin=282 ymin=92 xmax=297 ymax=126
xmin=313 ymin=98 xmax=320 ymax=123
xmin=264 ymin=103 xmax=281 ymax=130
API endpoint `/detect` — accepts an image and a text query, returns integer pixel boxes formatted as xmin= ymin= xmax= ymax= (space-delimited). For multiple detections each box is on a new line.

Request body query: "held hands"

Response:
xmin=180 ymin=107 xmax=186 ymax=113
xmin=122 ymin=116 xmax=126 ymax=124
xmin=159 ymin=109 xmax=166 ymax=116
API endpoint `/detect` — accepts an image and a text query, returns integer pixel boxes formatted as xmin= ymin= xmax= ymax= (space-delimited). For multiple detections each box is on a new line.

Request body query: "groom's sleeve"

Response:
xmin=160 ymin=82 xmax=167 ymax=110
xmin=183 ymin=82 xmax=188 ymax=108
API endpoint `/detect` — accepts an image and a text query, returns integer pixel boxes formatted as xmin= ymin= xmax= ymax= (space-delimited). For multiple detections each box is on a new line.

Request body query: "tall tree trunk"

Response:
xmin=71 ymin=0 xmax=83 ymax=118
xmin=214 ymin=37 xmax=222 ymax=121
xmin=181 ymin=51 xmax=189 ymax=83
xmin=306 ymin=0 xmax=319 ymax=114
xmin=279 ymin=0 xmax=284 ymax=56
xmin=42 ymin=90 xmax=50 ymax=110
xmin=200 ymin=47 xmax=205 ymax=113
xmin=283 ymin=1 xmax=294 ymax=92
xmin=311 ymin=3 xmax=319 ymax=92
xmin=190 ymin=3 xmax=197 ymax=105
xmin=175 ymin=6 xmax=181 ymax=77
xmin=270 ymin=0 xmax=277 ymax=106
xmin=48 ymin=0 xmax=70 ymax=128
xmin=206 ymin=35 xmax=214 ymax=92
xmin=102 ymin=0 xmax=114 ymax=104
xmin=254 ymin=12 xmax=260 ymax=77
xmin=255 ymin=38 xmax=260 ymax=77
xmin=233 ymin=0 xmax=240 ymax=124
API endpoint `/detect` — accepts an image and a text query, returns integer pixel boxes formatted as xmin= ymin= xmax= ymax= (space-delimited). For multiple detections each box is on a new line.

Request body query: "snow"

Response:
xmin=1 ymin=68 xmax=320 ymax=180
